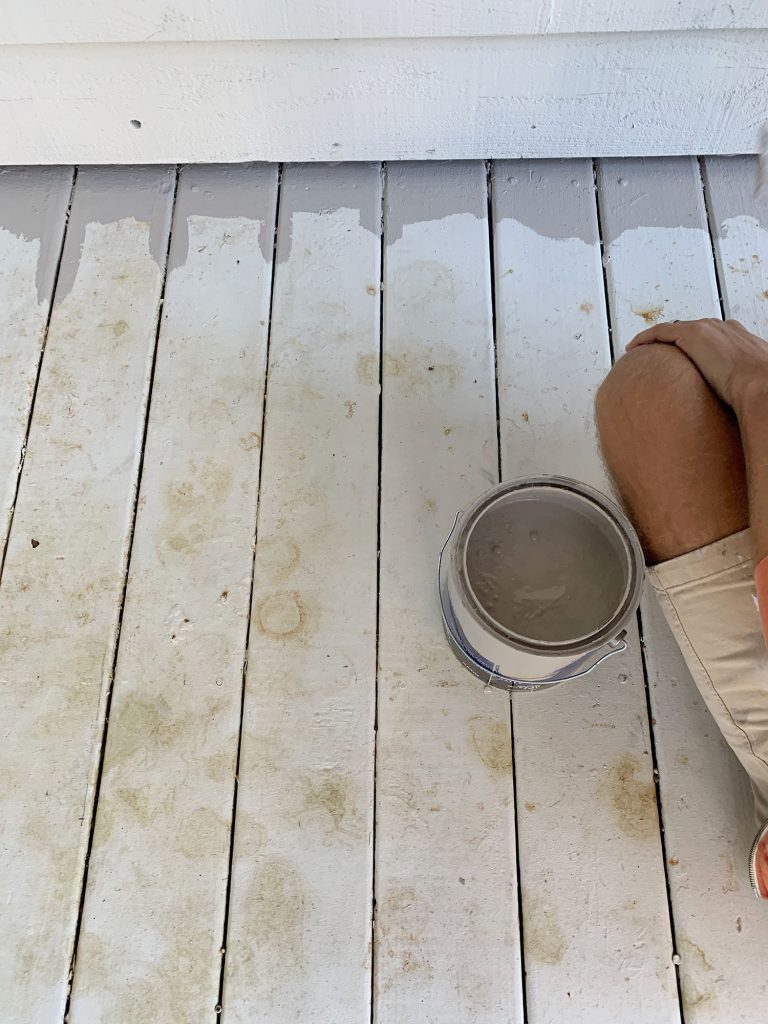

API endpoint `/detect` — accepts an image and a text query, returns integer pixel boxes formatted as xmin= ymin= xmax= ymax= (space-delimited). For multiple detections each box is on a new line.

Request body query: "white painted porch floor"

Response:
xmin=2 ymin=158 xmax=767 ymax=1024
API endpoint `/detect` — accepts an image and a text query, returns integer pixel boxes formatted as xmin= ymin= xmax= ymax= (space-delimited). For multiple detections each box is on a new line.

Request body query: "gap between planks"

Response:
xmin=214 ymin=162 xmax=284 ymax=1020
xmin=0 ymin=167 xmax=77 ymax=588
xmin=485 ymin=156 xmax=530 ymax=1024
xmin=592 ymin=157 xmax=684 ymax=1014
xmin=369 ymin=159 xmax=386 ymax=1024
xmin=62 ymin=164 xmax=182 ymax=1019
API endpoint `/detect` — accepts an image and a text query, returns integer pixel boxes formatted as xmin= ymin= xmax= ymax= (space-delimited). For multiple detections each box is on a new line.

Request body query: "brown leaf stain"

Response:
xmin=257 ymin=536 xmax=300 ymax=582
xmin=521 ymin=411 xmax=529 ymax=422
xmin=23 ymin=814 xmax=74 ymax=900
xmin=355 ymin=353 xmax=378 ymax=386
xmin=239 ymin=432 xmax=261 ymax=451
xmin=579 ymin=301 xmax=593 ymax=314
xmin=679 ymin=938 xmax=716 ymax=1011
xmin=203 ymin=751 xmax=234 ymax=782
xmin=524 ymin=895 xmax=566 ymax=965
xmin=598 ymin=754 xmax=657 ymax=839
xmin=383 ymin=352 xmax=459 ymax=391
xmin=255 ymin=590 xmax=312 ymax=642
xmin=74 ymin=927 xmax=212 ymax=1020
xmin=525 ymin=801 xmax=537 ymax=812
xmin=161 ymin=458 xmax=233 ymax=555
xmin=378 ymin=886 xmax=433 ymax=989
xmin=112 ymin=319 xmax=128 ymax=337
xmin=244 ymin=860 xmax=306 ymax=971
xmin=300 ymin=772 xmax=360 ymax=837
xmin=468 ymin=716 xmax=512 ymax=775
xmin=116 ymin=786 xmax=161 ymax=827
xmin=175 ymin=807 xmax=226 ymax=859
xmin=632 ymin=305 xmax=665 ymax=325
xmin=344 ymin=400 xmax=356 ymax=419
xmin=106 ymin=695 xmax=178 ymax=766
xmin=234 ymin=813 xmax=266 ymax=854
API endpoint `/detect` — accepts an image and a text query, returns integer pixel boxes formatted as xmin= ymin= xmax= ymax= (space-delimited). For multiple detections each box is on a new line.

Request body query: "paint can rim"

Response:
xmin=448 ymin=475 xmax=644 ymax=658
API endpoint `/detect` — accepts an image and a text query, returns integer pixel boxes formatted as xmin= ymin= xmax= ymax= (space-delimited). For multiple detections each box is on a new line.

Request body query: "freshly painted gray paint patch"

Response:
xmin=704 ymin=155 xmax=768 ymax=233
xmin=54 ymin=165 xmax=175 ymax=304
xmin=597 ymin=156 xmax=708 ymax=234
xmin=0 ymin=166 xmax=73 ymax=303
xmin=277 ymin=162 xmax=380 ymax=263
xmin=385 ymin=161 xmax=485 ymax=244
xmin=168 ymin=163 xmax=278 ymax=270
xmin=493 ymin=159 xmax=596 ymax=244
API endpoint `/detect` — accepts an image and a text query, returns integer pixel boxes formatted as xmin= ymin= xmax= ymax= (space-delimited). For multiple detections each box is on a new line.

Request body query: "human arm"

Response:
xmin=627 ymin=318 xmax=768 ymax=562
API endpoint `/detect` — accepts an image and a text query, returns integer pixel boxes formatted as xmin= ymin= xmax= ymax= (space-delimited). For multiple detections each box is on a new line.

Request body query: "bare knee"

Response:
xmin=595 ymin=343 xmax=748 ymax=562
xmin=595 ymin=343 xmax=709 ymax=445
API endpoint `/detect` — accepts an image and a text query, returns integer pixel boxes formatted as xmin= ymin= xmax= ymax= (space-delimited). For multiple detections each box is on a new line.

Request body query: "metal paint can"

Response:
xmin=438 ymin=476 xmax=644 ymax=693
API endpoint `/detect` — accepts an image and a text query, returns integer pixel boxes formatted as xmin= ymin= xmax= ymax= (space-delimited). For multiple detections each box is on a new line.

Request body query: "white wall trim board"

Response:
xmin=1 ymin=31 xmax=766 ymax=164
xmin=3 ymin=0 xmax=766 ymax=44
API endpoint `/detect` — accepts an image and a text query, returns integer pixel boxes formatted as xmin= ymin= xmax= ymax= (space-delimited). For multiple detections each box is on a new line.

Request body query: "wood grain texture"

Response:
xmin=0 ymin=166 xmax=174 ymax=1024
xmin=67 ymin=164 xmax=278 ymax=1024
xmin=597 ymin=157 xmax=721 ymax=353
xmin=0 ymin=167 xmax=72 ymax=557
xmin=222 ymin=163 xmax=381 ymax=1024
xmin=3 ymin=0 xmax=764 ymax=43
xmin=375 ymin=162 xmax=523 ymax=1023
xmin=703 ymin=156 xmax=768 ymax=333
xmin=598 ymin=155 xmax=768 ymax=1022
xmin=1 ymin=33 xmax=767 ymax=164
xmin=492 ymin=159 xmax=679 ymax=1024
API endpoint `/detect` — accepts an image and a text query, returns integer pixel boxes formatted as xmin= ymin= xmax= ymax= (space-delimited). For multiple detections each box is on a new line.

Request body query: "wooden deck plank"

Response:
xmin=598 ymin=156 xmax=768 ymax=1022
xmin=0 ymin=166 xmax=175 ymax=1024
xmin=67 ymin=164 xmax=278 ymax=1023
xmin=703 ymin=155 xmax=768 ymax=332
xmin=492 ymin=159 xmax=680 ymax=1024
xmin=0 ymin=167 xmax=72 ymax=556
xmin=222 ymin=163 xmax=381 ymax=1024
xmin=374 ymin=161 xmax=523 ymax=1023
xmin=598 ymin=156 xmax=720 ymax=355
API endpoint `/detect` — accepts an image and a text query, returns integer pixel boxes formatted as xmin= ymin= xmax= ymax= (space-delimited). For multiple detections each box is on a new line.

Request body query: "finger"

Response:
xmin=626 ymin=321 xmax=688 ymax=350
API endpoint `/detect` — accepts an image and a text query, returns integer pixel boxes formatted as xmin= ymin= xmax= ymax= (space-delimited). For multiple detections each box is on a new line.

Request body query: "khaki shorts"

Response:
xmin=648 ymin=530 xmax=768 ymax=825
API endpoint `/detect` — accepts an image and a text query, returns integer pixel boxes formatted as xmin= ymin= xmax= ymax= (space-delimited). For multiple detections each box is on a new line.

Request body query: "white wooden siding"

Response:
xmin=4 ymin=0 xmax=765 ymax=43
xmin=1 ymin=32 xmax=766 ymax=164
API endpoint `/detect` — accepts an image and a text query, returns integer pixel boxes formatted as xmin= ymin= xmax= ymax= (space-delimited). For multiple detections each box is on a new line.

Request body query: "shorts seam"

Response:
xmin=656 ymin=561 xmax=753 ymax=592
xmin=661 ymin=594 xmax=768 ymax=777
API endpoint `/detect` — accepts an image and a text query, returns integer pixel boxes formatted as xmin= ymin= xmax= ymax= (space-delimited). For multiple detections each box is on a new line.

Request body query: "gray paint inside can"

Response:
xmin=465 ymin=488 xmax=629 ymax=645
